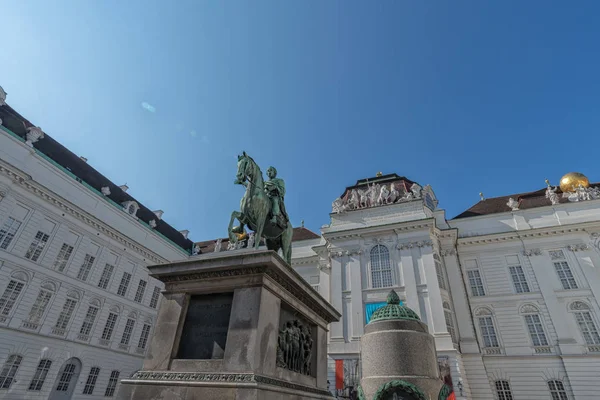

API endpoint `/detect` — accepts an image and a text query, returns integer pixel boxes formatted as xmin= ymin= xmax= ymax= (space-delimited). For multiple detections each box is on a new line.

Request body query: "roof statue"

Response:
xmin=229 ymin=151 xmax=293 ymax=264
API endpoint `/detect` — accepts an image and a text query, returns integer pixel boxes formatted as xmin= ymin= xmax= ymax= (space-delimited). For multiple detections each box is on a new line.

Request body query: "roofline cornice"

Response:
xmin=322 ymin=218 xmax=435 ymax=241
xmin=457 ymin=221 xmax=600 ymax=247
xmin=0 ymin=158 xmax=169 ymax=264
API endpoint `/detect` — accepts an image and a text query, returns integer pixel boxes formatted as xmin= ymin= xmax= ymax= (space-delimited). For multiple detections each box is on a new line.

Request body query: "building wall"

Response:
xmin=293 ymin=191 xmax=600 ymax=399
xmin=0 ymin=130 xmax=188 ymax=399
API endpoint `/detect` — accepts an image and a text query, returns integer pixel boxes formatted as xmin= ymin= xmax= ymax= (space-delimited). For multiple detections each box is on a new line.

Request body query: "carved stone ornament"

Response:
xmin=440 ymin=249 xmax=456 ymax=257
xmin=179 ymin=229 xmax=189 ymax=239
xmin=149 ymin=219 xmax=157 ymax=229
xmin=570 ymin=301 xmax=590 ymax=311
xmin=276 ymin=319 xmax=313 ymax=376
xmin=397 ymin=240 xmax=433 ymax=250
xmin=0 ymin=86 xmax=6 ymax=106
xmin=507 ymin=198 xmax=519 ymax=211
xmin=192 ymin=244 xmax=200 ymax=255
xmin=474 ymin=307 xmax=492 ymax=317
xmin=522 ymin=249 xmax=542 ymax=257
xmin=568 ymin=244 xmax=590 ymax=252
xmin=25 ymin=126 xmax=45 ymax=147
xmin=549 ymin=250 xmax=565 ymax=260
xmin=122 ymin=201 xmax=139 ymax=217
xmin=331 ymin=180 xmax=430 ymax=213
xmin=546 ymin=185 xmax=560 ymax=205
xmin=519 ymin=304 xmax=539 ymax=314
xmin=214 ymin=238 xmax=222 ymax=252
xmin=562 ymin=185 xmax=600 ymax=202
xmin=101 ymin=186 xmax=111 ymax=196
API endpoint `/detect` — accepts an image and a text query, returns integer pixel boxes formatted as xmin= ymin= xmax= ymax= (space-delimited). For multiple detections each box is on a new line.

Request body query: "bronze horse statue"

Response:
xmin=229 ymin=152 xmax=293 ymax=264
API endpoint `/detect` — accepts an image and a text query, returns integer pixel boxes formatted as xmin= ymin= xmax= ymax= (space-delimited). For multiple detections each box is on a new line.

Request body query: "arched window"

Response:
xmin=495 ymin=380 xmax=513 ymax=400
xmin=520 ymin=304 xmax=549 ymax=347
xmin=569 ymin=301 xmax=600 ymax=346
xmin=475 ymin=307 xmax=500 ymax=351
xmin=0 ymin=354 xmax=23 ymax=389
xmin=370 ymin=245 xmax=392 ymax=288
xmin=547 ymin=380 xmax=568 ymax=400
xmin=443 ymin=301 xmax=457 ymax=344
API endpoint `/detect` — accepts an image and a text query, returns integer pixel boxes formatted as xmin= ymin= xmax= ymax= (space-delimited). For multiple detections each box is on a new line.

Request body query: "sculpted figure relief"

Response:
xmin=276 ymin=319 xmax=313 ymax=375
xmin=377 ymin=185 xmax=390 ymax=206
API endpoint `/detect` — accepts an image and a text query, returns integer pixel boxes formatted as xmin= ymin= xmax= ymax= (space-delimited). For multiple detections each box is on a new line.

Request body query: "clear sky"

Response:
xmin=2 ymin=1 xmax=599 ymax=243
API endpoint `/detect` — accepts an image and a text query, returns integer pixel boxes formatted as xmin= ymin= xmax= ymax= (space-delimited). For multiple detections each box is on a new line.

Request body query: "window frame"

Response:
xmin=369 ymin=244 xmax=393 ymax=289
xmin=28 ymin=359 xmax=52 ymax=391
xmin=53 ymin=243 xmax=75 ymax=272
xmin=0 ymin=354 xmax=23 ymax=389
xmin=117 ymin=272 xmax=132 ymax=297
xmin=0 ymin=216 xmax=23 ymax=250
xmin=494 ymin=380 xmax=514 ymax=400
xmin=0 ymin=279 xmax=26 ymax=319
xmin=104 ymin=370 xmax=120 ymax=397
xmin=547 ymin=379 xmax=569 ymax=400
xmin=467 ymin=268 xmax=486 ymax=297
xmin=24 ymin=230 xmax=51 ymax=262
xmin=508 ymin=264 xmax=531 ymax=294
xmin=554 ymin=261 xmax=578 ymax=290
xmin=82 ymin=366 xmax=100 ymax=395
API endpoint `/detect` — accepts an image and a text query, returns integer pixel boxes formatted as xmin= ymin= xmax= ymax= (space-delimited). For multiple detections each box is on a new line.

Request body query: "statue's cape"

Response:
xmin=266 ymin=178 xmax=286 ymax=197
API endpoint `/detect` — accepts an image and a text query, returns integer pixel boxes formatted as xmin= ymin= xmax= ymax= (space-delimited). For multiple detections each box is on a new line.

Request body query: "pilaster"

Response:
xmin=329 ymin=252 xmax=344 ymax=342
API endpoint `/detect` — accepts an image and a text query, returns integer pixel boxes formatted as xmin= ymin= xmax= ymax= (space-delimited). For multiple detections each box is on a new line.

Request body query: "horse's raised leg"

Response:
xmin=228 ymin=211 xmax=243 ymax=242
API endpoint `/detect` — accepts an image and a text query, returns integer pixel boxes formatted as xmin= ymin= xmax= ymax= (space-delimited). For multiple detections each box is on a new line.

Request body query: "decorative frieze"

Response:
xmin=331 ymin=181 xmax=423 ymax=213
xmin=127 ymin=372 xmax=332 ymax=396
xmin=397 ymin=240 xmax=432 ymax=250
xmin=522 ymin=249 xmax=542 ymax=257
xmin=440 ymin=249 xmax=456 ymax=257
xmin=567 ymin=244 xmax=590 ymax=252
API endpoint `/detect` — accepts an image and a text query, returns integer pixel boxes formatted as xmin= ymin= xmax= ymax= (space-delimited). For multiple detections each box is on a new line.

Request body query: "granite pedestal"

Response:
xmin=118 ymin=250 xmax=340 ymax=400
xmin=359 ymin=291 xmax=446 ymax=400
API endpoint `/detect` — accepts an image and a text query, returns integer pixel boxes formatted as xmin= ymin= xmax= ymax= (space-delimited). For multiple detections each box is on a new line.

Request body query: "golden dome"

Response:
xmin=559 ymin=172 xmax=589 ymax=193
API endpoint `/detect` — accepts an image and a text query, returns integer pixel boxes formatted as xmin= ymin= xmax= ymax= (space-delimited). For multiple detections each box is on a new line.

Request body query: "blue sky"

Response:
xmin=2 ymin=1 xmax=599 ymax=242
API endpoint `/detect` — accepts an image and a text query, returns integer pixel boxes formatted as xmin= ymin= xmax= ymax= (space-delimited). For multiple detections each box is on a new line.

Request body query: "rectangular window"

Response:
xmin=524 ymin=314 xmax=549 ymax=346
xmin=0 ymin=280 xmax=25 ymax=316
xmin=28 ymin=289 xmax=52 ymax=324
xmin=25 ymin=231 xmax=50 ymax=261
xmin=76 ymin=254 xmax=96 ymax=281
xmin=120 ymin=318 xmax=136 ymax=345
xmin=509 ymin=265 xmax=530 ymax=293
xmin=104 ymin=370 xmax=120 ymax=397
xmin=98 ymin=263 xmax=114 ymax=289
xmin=28 ymin=359 xmax=52 ymax=391
xmin=575 ymin=311 xmax=600 ymax=345
xmin=55 ymin=299 xmax=77 ymax=330
xmin=79 ymin=306 xmax=99 ymax=336
xmin=554 ymin=261 xmax=578 ymax=290
xmin=83 ymin=366 xmax=100 ymax=395
xmin=149 ymin=286 xmax=161 ymax=309
xmin=435 ymin=261 xmax=447 ymax=290
xmin=101 ymin=313 xmax=118 ymax=340
xmin=117 ymin=272 xmax=132 ymax=296
xmin=478 ymin=316 xmax=499 ymax=347
xmin=0 ymin=354 xmax=23 ymax=389
xmin=467 ymin=270 xmax=485 ymax=296
xmin=133 ymin=279 xmax=146 ymax=303
xmin=53 ymin=243 xmax=74 ymax=272
xmin=138 ymin=323 xmax=151 ymax=349
xmin=0 ymin=217 xmax=22 ymax=250
xmin=56 ymin=363 xmax=76 ymax=391
xmin=495 ymin=380 xmax=514 ymax=400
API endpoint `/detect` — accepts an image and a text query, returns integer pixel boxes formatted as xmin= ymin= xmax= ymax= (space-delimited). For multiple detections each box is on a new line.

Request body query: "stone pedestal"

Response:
xmin=118 ymin=250 xmax=340 ymax=400
xmin=359 ymin=291 xmax=446 ymax=400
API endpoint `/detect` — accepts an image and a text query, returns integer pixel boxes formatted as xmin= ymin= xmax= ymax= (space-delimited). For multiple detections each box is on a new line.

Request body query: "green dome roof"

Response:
xmin=369 ymin=290 xmax=420 ymax=323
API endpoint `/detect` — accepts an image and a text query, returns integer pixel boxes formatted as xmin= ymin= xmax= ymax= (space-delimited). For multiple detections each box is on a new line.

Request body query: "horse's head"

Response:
xmin=236 ymin=151 xmax=252 ymax=182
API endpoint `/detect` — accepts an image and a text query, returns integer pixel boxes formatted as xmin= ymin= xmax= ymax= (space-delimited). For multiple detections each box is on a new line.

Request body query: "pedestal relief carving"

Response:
xmin=276 ymin=312 xmax=315 ymax=376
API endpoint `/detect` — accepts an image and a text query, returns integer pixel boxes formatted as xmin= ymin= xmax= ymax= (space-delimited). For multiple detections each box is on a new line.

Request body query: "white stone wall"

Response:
xmin=293 ymin=191 xmax=600 ymax=399
xmin=0 ymin=129 xmax=188 ymax=399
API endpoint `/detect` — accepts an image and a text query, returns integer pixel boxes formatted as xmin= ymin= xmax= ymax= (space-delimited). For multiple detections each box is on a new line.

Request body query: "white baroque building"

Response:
xmin=0 ymin=93 xmax=193 ymax=399
xmin=289 ymin=173 xmax=600 ymax=400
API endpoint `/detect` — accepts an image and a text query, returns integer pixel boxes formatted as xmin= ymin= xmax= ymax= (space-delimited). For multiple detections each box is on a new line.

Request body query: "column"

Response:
xmin=445 ymin=251 xmax=479 ymax=353
xmin=399 ymin=247 xmax=419 ymax=314
xmin=329 ymin=253 xmax=344 ymax=342
xmin=421 ymin=245 xmax=446 ymax=336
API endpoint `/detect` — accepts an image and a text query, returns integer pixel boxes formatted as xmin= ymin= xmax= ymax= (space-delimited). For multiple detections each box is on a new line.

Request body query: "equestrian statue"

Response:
xmin=229 ymin=151 xmax=294 ymax=264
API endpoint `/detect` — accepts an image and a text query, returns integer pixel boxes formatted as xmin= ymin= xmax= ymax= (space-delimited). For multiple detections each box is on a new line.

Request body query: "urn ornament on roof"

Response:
xmin=229 ymin=151 xmax=293 ymax=264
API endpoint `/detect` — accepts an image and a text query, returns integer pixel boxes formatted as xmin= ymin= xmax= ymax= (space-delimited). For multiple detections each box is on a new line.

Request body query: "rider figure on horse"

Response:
xmin=264 ymin=166 xmax=286 ymax=224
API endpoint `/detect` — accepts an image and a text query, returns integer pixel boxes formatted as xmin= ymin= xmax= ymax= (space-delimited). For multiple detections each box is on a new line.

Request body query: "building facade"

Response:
xmin=290 ymin=173 xmax=600 ymax=400
xmin=0 ymin=92 xmax=193 ymax=399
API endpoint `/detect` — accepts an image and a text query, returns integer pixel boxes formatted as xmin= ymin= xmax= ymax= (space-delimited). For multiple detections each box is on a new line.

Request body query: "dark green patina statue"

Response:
xmin=229 ymin=152 xmax=293 ymax=264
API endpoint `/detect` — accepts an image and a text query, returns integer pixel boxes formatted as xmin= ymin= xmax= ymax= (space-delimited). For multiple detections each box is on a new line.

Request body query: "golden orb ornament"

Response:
xmin=559 ymin=172 xmax=589 ymax=193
